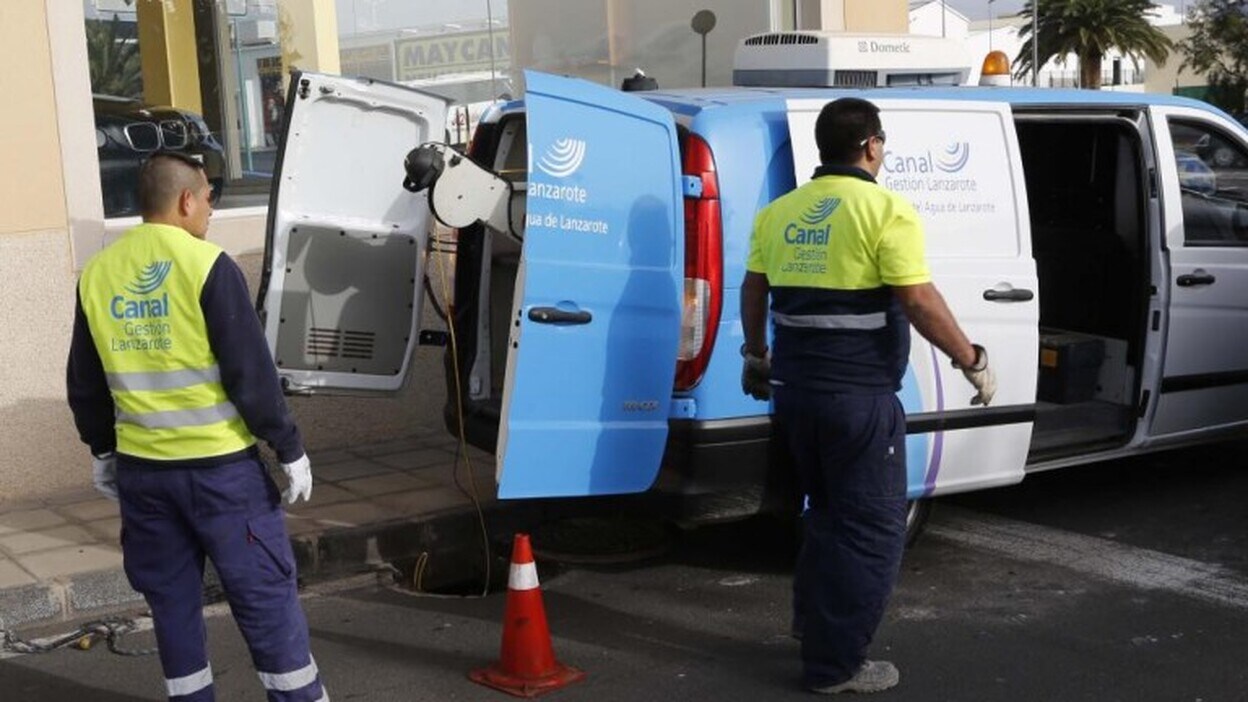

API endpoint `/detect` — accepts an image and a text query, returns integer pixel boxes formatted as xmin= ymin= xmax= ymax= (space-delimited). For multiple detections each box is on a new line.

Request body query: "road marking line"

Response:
xmin=929 ymin=506 xmax=1248 ymax=611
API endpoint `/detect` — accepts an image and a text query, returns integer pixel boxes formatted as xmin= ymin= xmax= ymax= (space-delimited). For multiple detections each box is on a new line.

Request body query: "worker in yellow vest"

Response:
xmin=67 ymin=152 xmax=326 ymax=702
xmin=741 ymin=98 xmax=994 ymax=694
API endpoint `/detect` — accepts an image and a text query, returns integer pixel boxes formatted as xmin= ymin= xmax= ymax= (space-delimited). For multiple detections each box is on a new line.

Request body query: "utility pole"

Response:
xmin=942 ymin=0 xmax=947 ymax=38
xmin=988 ymin=0 xmax=995 ymax=52
xmin=1032 ymin=1 xmax=1040 ymax=87
xmin=692 ymin=10 xmax=716 ymax=88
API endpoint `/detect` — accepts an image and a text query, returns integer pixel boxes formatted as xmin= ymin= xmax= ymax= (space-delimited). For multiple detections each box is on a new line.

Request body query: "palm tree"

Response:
xmin=1014 ymin=0 xmax=1174 ymax=89
xmin=85 ymin=14 xmax=143 ymax=98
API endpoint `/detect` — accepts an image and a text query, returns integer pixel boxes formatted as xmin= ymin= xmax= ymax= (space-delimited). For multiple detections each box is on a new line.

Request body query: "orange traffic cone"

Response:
xmin=469 ymin=533 xmax=585 ymax=697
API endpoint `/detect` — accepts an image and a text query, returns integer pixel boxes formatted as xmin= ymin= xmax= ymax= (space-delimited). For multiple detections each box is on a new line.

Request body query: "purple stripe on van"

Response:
xmin=924 ymin=345 xmax=945 ymax=496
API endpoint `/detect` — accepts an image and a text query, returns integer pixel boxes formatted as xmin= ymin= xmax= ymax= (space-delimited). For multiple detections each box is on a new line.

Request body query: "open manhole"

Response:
xmin=390 ymin=550 xmax=511 ymax=596
xmin=528 ymin=517 xmax=676 ymax=565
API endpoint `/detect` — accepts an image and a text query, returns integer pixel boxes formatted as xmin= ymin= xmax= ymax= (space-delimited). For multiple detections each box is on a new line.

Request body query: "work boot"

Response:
xmin=808 ymin=660 xmax=899 ymax=694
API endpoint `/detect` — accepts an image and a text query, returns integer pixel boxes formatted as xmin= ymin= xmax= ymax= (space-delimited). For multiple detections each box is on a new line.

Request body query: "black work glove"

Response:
xmin=741 ymin=345 xmax=772 ymax=401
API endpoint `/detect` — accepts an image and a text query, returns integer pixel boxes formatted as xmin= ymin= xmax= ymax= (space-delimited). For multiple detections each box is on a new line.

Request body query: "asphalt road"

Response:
xmin=4 ymin=439 xmax=1248 ymax=701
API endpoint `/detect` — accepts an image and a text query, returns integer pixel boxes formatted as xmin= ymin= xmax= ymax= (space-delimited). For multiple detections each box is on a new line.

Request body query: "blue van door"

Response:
xmin=496 ymin=71 xmax=685 ymax=498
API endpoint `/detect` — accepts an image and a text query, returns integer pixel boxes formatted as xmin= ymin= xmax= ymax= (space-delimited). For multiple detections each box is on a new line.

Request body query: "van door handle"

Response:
xmin=1176 ymin=272 xmax=1216 ymax=287
xmin=528 ymin=307 xmax=592 ymax=325
xmin=982 ymin=288 xmax=1034 ymax=302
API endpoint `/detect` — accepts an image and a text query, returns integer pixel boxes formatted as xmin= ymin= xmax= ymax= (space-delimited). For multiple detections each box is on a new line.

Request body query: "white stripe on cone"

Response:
xmin=509 ymin=561 xmax=540 ymax=591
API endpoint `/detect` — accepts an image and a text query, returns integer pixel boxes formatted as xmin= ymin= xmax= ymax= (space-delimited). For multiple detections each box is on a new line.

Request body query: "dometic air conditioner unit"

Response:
xmin=733 ymin=32 xmax=972 ymax=88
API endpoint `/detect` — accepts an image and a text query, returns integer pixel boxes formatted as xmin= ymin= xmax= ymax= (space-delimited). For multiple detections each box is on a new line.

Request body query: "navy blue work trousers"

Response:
xmin=774 ymin=386 xmax=908 ymax=688
xmin=117 ymin=455 xmax=326 ymax=702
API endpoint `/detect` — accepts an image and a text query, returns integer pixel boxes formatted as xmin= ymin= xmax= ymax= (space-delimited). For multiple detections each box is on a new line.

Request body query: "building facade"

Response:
xmin=3 ymin=0 xmax=1222 ymax=502
xmin=0 ymin=0 xmax=913 ymax=501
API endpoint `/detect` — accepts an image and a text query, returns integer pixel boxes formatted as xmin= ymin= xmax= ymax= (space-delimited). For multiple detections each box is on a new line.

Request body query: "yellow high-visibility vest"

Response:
xmin=79 ymin=222 xmax=255 ymax=461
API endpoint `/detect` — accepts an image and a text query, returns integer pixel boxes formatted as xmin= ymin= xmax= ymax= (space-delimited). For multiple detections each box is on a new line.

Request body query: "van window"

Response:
xmin=1168 ymin=119 xmax=1248 ymax=246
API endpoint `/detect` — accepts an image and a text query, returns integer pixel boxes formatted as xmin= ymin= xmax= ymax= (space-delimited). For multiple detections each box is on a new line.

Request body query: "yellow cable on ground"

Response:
xmin=431 ymin=225 xmax=492 ymax=597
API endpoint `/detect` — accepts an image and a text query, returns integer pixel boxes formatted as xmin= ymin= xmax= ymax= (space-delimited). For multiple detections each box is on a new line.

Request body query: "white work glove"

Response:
xmin=91 ymin=453 xmax=118 ymax=501
xmin=280 ymin=454 xmax=313 ymax=504
xmin=741 ymin=345 xmax=773 ymax=401
xmin=954 ymin=343 xmax=996 ymax=406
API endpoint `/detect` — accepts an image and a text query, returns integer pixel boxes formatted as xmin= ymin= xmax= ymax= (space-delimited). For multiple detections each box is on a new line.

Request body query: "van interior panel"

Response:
xmin=1015 ymin=117 xmax=1149 ymax=459
xmin=274 ymin=225 xmax=418 ymax=375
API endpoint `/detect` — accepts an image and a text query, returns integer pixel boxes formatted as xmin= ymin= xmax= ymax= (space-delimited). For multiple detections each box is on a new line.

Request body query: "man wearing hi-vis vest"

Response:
xmin=740 ymin=98 xmax=995 ymax=694
xmin=67 ymin=152 xmax=327 ymax=702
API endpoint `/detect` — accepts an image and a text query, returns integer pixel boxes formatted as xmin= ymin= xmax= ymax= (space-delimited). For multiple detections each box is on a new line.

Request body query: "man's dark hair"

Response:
xmin=814 ymin=97 xmax=883 ymax=165
xmin=137 ymin=151 xmax=207 ymax=218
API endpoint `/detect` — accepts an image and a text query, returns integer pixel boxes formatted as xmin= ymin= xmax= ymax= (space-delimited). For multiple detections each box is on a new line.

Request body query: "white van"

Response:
xmin=258 ymin=70 xmax=1248 ymax=539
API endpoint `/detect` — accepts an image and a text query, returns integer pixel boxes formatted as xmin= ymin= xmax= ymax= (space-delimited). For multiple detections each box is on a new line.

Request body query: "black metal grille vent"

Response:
xmin=306 ymin=328 xmax=376 ymax=360
xmin=744 ymin=33 xmax=819 ymax=46
xmin=834 ymin=70 xmax=878 ymax=88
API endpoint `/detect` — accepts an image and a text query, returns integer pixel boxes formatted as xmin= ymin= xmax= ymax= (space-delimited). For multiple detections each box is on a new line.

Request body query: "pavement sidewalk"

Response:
xmin=0 ymin=425 xmax=507 ymax=632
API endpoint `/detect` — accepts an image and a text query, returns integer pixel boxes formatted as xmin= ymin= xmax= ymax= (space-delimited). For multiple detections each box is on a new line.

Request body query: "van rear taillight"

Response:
xmin=675 ymin=133 xmax=722 ymax=391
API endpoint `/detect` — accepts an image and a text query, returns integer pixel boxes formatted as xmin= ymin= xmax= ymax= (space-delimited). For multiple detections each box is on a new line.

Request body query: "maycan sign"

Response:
xmin=395 ymin=30 xmax=510 ymax=81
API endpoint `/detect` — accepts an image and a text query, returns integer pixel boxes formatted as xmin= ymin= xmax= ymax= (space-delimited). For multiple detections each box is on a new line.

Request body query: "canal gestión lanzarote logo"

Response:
xmin=778 ymin=197 xmax=841 ymax=275
xmin=880 ymin=138 xmax=997 ymax=220
xmin=537 ymin=138 xmax=587 ymax=179
xmin=936 ymin=142 xmax=971 ymax=173
xmin=124 ymin=260 xmax=173 ymax=295
xmin=800 ymin=197 xmax=842 ymax=225
xmin=526 ymin=136 xmax=610 ymax=235
xmin=110 ymin=260 xmax=174 ymax=352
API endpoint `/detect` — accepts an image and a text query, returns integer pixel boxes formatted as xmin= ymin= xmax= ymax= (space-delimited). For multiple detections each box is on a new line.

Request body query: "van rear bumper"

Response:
xmin=446 ymin=402 xmax=793 ymax=525
xmin=652 ymin=415 xmax=795 ymax=523
xmin=661 ymin=416 xmax=776 ymax=485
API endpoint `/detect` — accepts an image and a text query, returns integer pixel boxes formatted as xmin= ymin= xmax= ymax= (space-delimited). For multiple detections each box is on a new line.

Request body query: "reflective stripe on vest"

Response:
xmin=116 ymin=401 xmax=240 ymax=430
xmin=105 ymin=365 xmax=222 ymax=392
xmin=78 ymin=222 xmax=256 ymax=461
xmin=772 ymin=311 xmax=887 ymax=330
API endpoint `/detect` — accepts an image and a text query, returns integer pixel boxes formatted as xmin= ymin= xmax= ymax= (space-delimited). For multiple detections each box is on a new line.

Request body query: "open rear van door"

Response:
xmin=258 ymin=72 xmax=448 ymax=394
xmin=495 ymin=71 xmax=685 ymax=498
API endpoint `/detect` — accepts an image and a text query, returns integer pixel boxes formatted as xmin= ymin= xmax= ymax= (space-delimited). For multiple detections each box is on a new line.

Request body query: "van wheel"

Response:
xmin=905 ymin=499 xmax=933 ymax=547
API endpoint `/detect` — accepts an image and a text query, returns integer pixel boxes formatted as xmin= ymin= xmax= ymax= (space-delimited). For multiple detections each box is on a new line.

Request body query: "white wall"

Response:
xmin=508 ymin=0 xmax=776 ymax=92
xmin=958 ymin=3 xmax=1182 ymax=88
xmin=909 ymin=1 xmax=969 ymax=39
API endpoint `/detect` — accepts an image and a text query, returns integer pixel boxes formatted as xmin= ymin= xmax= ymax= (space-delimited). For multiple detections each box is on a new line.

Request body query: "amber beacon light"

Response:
xmin=979 ymin=50 xmax=1012 ymax=86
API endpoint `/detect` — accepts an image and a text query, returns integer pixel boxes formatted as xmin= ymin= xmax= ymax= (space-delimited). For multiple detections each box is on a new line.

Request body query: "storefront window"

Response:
xmin=85 ymin=0 xmax=235 ymax=216
xmin=84 ymin=0 xmax=783 ymax=219
xmin=84 ymin=0 xmax=514 ymax=217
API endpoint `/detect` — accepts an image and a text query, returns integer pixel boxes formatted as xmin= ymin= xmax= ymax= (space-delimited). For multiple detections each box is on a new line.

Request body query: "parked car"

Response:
xmin=1175 ymin=149 xmax=1217 ymax=194
xmin=93 ymin=94 xmax=226 ymax=217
